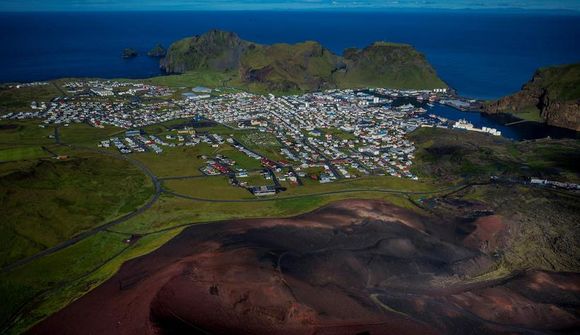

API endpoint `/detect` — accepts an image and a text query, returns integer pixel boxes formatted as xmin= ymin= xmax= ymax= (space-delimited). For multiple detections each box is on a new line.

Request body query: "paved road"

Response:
xmin=0 ymin=145 xmax=162 ymax=274
xmin=163 ymin=184 xmax=470 ymax=203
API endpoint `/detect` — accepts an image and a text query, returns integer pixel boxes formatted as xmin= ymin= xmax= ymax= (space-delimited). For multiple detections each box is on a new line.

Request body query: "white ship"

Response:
xmin=453 ymin=119 xmax=501 ymax=136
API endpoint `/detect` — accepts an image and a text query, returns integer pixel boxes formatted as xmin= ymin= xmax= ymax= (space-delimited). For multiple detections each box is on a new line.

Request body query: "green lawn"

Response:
xmin=235 ymin=131 xmax=286 ymax=162
xmin=164 ymin=176 xmax=254 ymax=200
xmin=323 ymin=127 xmax=357 ymax=141
xmin=132 ymin=144 xmax=216 ymax=177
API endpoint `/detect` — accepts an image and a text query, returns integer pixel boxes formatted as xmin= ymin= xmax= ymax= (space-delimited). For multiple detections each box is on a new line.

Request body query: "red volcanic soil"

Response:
xmin=462 ymin=215 xmax=508 ymax=252
xmin=28 ymin=200 xmax=580 ymax=335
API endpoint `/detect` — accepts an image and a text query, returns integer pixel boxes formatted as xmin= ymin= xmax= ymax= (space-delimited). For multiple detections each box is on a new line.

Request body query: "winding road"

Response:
xmin=0 ymin=145 xmax=163 ymax=274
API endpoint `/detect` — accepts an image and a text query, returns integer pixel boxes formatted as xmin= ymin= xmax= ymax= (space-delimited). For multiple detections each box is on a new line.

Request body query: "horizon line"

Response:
xmin=1 ymin=7 xmax=579 ymax=14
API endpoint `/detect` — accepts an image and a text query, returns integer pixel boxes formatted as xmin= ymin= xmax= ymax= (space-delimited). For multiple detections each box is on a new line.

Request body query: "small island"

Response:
xmin=122 ymin=48 xmax=138 ymax=59
xmin=147 ymin=43 xmax=166 ymax=58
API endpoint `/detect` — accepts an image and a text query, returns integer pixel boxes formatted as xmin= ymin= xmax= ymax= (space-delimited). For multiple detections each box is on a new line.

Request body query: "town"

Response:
xmin=3 ymin=80 xmax=501 ymax=195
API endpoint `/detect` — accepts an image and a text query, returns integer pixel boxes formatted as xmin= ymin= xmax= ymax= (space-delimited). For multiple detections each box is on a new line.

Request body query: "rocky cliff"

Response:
xmin=147 ymin=43 xmax=166 ymax=58
xmin=160 ymin=30 xmax=447 ymax=93
xmin=160 ymin=30 xmax=252 ymax=73
xmin=483 ymin=63 xmax=580 ymax=131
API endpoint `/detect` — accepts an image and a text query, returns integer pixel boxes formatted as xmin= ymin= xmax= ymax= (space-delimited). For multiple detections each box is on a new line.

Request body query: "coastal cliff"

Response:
xmin=160 ymin=30 xmax=252 ymax=73
xmin=337 ymin=42 xmax=446 ymax=89
xmin=160 ymin=30 xmax=447 ymax=92
xmin=483 ymin=63 xmax=580 ymax=131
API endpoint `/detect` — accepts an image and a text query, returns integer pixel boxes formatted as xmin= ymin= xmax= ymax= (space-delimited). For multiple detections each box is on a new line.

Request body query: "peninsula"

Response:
xmin=160 ymin=30 xmax=447 ymax=93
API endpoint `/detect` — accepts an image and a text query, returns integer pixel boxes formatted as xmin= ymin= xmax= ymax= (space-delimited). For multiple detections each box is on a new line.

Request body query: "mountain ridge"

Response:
xmin=160 ymin=29 xmax=447 ymax=93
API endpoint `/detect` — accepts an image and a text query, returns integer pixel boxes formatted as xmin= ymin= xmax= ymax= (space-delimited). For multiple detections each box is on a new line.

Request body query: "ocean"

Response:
xmin=1 ymin=10 xmax=579 ymax=100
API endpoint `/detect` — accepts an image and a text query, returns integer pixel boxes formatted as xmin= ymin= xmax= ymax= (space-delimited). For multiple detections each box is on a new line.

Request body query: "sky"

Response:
xmin=0 ymin=0 xmax=579 ymax=12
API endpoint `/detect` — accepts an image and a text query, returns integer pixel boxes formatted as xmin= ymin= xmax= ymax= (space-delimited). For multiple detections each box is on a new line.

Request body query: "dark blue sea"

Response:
xmin=1 ymin=10 xmax=579 ymax=99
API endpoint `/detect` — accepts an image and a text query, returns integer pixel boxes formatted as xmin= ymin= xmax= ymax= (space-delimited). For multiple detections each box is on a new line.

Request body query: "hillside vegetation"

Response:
xmin=410 ymin=127 xmax=580 ymax=183
xmin=0 ymin=153 xmax=153 ymax=268
xmin=483 ymin=63 xmax=580 ymax=131
xmin=160 ymin=30 xmax=447 ymax=93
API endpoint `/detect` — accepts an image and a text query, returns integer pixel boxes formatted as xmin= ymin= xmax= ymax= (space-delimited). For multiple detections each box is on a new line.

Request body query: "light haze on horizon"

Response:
xmin=0 ymin=0 xmax=579 ymax=12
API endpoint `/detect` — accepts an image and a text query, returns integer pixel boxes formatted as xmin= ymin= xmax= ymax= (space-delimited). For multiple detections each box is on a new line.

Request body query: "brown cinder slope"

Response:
xmin=27 ymin=200 xmax=580 ymax=335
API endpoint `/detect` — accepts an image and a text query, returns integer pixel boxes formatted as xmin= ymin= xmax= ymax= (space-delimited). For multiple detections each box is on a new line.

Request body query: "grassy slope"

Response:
xmin=144 ymin=69 xmax=236 ymax=89
xmin=410 ymin=128 xmax=580 ymax=279
xmin=161 ymin=30 xmax=251 ymax=74
xmin=336 ymin=42 xmax=447 ymax=90
xmin=0 ymin=151 xmax=153 ymax=267
xmin=410 ymin=127 xmax=580 ymax=183
xmin=0 ymin=84 xmax=61 ymax=115
xmin=0 ymin=147 xmax=49 ymax=162
xmin=239 ymin=41 xmax=339 ymax=93
xmin=535 ymin=63 xmax=580 ymax=101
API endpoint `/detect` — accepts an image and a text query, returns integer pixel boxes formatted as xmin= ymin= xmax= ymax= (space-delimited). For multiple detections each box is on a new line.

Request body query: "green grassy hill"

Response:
xmin=160 ymin=30 xmax=447 ymax=93
xmin=483 ymin=63 xmax=580 ymax=131
xmin=336 ymin=42 xmax=447 ymax=89
xmin=534 ymin=63 xmax=580 ymax=101
xmin=238 ymin=41 xmax=340 ymax=93
xmin=160 ymin=30 xmax=252 ymax=73
xmin=0 ymin=153 xmax=153 ymax=268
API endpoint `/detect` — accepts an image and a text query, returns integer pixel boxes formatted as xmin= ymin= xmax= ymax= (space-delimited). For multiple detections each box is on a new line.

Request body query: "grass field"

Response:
xmin=132 ymin=145 xmax=212 ymax=177
xmin=235 ymin=131 xmax=286 ymax=162
xmin=0 ymin=146 xmax=49 ymax=162
xmin=164 ymin=176 xmax=255 ymax=200
xmin=0 ymin=121 xmax=55 ymax=148
xmin=58 ymin=123 xmax=124 ymax=146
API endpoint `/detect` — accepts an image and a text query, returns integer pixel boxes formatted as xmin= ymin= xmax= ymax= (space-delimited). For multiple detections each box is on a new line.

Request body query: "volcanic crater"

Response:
xmin=28 ymin=200 xmax=580 ymax=335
